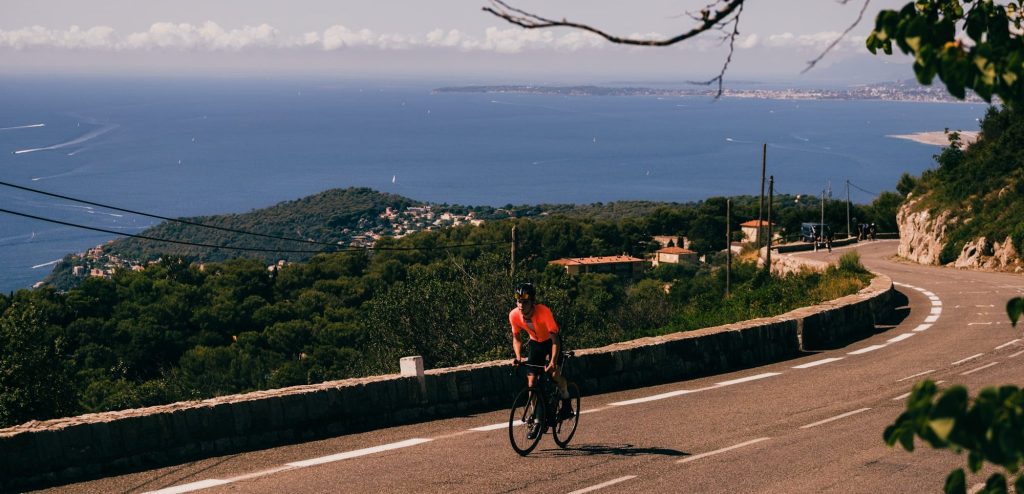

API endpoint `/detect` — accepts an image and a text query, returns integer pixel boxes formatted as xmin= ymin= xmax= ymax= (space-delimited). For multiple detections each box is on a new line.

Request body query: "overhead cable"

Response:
xmin=0 ymin=208 xmax=506 ymax=253
xmin=0 ymin=180 xmax=342 ymax=246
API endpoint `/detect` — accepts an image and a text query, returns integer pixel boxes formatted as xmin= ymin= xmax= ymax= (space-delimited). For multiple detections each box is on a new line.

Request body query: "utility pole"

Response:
xmin=757 ymin=143 xmax=766 ymax=248
xmin=510 ymin=225 xmax=517 ymax=278
xmin=726 ymin=198 xmax=731 ymax=297
xmin=846 ymin=180 xmax=851 ymax=239
xmin=820 ymin=187 xmax=826 ymax=235
xmin=766 ymin=176 xmax=774 ymax=273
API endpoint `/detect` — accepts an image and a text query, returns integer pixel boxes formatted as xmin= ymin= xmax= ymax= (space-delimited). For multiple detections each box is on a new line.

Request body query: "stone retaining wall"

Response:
xmin=1 ymin=263 xmax=894 ymax=491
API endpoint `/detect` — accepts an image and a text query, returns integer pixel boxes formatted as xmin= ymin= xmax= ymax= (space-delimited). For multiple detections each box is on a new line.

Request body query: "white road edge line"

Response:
xmin=145 ymin=479 xmax=231 ymax=494
xmin=892 ymin=392 xmax=912 ymax=401
xmin=961 ymin=362 xmax=999 ymax=376
xmin=792 ymin=357 xmax=843 ymax=369
xmin=898 ymin=369 xmax=934 ymax=382
xmin=286 ymin=438 xmax=433 ymax=467
xmin=1010 ymin=349 xmax=1024 ymax=359
xmin=567 ymin=475 xmax=638 ymax=494
xmin=951 ymin=354 xmax=984 ymax=366
xmin=471 ymin=422 xmax=516 ymax=432
xmin=677 ymin=437 xmax=771 ymax=464
xmin=887 ymin=333 xmax=915 ymax=343
xmin=800 ymin=408 xmax=872 ymax=429
xmin=848 ymin=344 xmax=886 ymax=355
xmin=996 ymin=339 xmax=1021 ymax=350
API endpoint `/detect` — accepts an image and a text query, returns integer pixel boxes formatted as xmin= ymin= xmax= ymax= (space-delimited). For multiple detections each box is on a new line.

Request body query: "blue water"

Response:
xmin=0 ymin=77 xmax=988 ymax=292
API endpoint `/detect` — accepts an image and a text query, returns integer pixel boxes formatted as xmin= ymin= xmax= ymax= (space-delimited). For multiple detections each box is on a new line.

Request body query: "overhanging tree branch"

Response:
xmin=483 ymin=0 xmax=873 ymax=97
xmin=482 ymin=0 xmax=745 ymax=47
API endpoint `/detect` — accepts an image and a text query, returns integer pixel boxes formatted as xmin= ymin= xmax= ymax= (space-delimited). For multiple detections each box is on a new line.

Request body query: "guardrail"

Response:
xmin=0 ymin=257 xmax=895 ymax=491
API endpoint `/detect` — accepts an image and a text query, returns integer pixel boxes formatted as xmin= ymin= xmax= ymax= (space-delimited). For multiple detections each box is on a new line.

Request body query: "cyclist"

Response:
xmin=510 ymin=283 xmax=572 ymax=434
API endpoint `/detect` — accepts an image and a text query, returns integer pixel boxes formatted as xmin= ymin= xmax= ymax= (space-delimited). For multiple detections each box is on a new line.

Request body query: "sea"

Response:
xmin=0 ymin=76 xmax=989 ymax=292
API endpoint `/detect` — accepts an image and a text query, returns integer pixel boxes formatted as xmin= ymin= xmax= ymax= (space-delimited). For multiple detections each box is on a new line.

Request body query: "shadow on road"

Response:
xmin=538 ymin=443 xmax=688 ymax=458
xmin=876 ymin=289 xmax=911 ymax=332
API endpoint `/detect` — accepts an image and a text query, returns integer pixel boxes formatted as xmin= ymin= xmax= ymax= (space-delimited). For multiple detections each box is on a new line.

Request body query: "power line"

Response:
xmin=0 ymin=180 xmax=341 ymax=246
xmin=847 ymin=181 xmax=880 ymax=197
xmin=0 ymin=208 xmax=506 ymax=253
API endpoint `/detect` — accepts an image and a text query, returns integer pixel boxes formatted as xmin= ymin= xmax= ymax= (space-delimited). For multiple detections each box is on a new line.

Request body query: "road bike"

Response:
xmin=508 ymin=351 xmax=582 ymax=456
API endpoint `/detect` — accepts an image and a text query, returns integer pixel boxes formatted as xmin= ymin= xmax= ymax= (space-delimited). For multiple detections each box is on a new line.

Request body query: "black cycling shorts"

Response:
xmin=526 ymin=338 xmax=560 ymax=375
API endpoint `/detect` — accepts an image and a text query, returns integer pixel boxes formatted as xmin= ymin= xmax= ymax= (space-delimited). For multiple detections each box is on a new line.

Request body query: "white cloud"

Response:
xmin=762 ymin=31 xmax=862 ymax=50
xmin=122 ymin=22 xmax=281 ymax=51
xmin=737 ymin=34 xmax=759 ymax=49
xmin=0 ymin=22 xmax=759 ymax=54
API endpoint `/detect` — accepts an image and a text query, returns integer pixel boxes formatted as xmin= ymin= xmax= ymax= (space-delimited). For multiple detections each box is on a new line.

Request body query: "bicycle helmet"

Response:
xmin=514 ymin=283 xmax=536 ymax=302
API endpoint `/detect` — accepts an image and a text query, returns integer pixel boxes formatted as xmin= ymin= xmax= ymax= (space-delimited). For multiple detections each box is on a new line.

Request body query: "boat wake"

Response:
xmin=14 ymin=125 xmax=117 ymax=155
xmin=32 ymin=259 xmax=61 ymax=269
xmin=0 ymin=123 xmax=45 ymax=131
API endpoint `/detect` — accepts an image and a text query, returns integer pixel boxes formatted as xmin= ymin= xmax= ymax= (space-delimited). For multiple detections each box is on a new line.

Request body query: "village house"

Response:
xmin=651 ymin=246 xmax=699 ymax=267
xmin=739 ymin=220 xmax=773 ymax=244
xmin=548 ymin=255 xmax=648 ymax=279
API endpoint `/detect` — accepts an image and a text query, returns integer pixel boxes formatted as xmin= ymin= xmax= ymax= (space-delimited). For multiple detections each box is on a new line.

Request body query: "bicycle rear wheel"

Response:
xmin=509 ymin=387 xmax=545 ymax=456
xmin=552 ymin=382 xmax=581 ymax=448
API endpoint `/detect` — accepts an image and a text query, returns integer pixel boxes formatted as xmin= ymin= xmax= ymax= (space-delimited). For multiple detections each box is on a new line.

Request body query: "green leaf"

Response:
xmin=983 ymin=473 xmax=1008 ymax=493
xmin=945 ymin=468 xmax=967 ymax=494
xmin=930 ymin=417 xmax=956 ymax=441
xmin=1007 ymin=297 xmax=1024 ymax=327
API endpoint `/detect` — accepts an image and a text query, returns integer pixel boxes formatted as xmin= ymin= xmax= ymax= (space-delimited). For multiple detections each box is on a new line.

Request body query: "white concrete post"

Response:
xmin=400 ymin=356 xmax=426 ymax=396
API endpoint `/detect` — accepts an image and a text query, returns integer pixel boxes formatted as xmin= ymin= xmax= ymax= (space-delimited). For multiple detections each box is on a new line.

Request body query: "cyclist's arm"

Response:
xmin=546 ymin=332 xmax=561 ymax=373
xmin=512 ymin=329 xmax=524 ymax=362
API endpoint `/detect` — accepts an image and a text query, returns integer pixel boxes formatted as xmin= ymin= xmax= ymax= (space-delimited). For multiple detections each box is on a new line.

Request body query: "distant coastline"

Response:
xmin=434 ymin=82 xmax=985 ymax=104
xmin=888 ymin=130 xmax=980 ymax=148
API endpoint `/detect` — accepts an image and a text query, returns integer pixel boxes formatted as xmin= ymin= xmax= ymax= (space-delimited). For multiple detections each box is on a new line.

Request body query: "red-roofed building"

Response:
xmin=652 ymin=247 xmax=699 ymax=267
xmin=549 ymin=255 xmax=648 ymax=279
xmin=739 ymin=219 xmax=773 ymax=243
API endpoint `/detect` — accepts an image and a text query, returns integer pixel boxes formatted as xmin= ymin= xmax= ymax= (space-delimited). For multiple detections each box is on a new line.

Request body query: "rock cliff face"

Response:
xmin=896 ymin=196 xmax=957 ymax=265
xmin=897 ymin=195 xmax=1023 ymax=272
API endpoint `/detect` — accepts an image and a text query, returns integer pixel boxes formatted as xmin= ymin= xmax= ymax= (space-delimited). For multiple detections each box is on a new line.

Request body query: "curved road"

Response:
xmin=40 ymin=241 xmax=1024 ymax=494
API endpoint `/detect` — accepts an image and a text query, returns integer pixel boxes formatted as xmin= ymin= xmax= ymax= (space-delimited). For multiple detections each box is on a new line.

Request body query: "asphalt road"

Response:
xmin=37 ymin=240 xmax=1024 ymax=494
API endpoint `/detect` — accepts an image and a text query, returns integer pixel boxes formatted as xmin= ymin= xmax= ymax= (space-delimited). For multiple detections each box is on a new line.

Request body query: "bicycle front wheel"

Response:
xmin=552 ymin=382 xmax=581 ymax=448
xmin=509 ymin=387 xmax=545 ymax=456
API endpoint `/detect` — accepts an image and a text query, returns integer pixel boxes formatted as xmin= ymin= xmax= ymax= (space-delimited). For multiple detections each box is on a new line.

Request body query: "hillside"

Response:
xmin=897 ymin=106 xmax=1024 ymax=271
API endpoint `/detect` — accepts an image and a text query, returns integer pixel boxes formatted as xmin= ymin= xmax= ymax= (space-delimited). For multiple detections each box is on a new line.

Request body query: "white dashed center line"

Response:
xmin=677 ymin=437 xmax=771 ymax=464
xmin=898 ymin=369 xmax=934 ymax=381
xmin=961 ymin=362 xmax=999 ymax=376
xmin=951 ymin=354 xmax=984 ymax=366
xmin=567 ymin=476 xmax=637 ymax=494
xmin=800 ymin=408 xmax=872 ymax=429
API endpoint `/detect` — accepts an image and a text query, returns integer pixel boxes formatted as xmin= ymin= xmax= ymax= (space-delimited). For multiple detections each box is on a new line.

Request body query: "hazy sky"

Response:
xmin=0 ymin=1 xmax=916 ymax=83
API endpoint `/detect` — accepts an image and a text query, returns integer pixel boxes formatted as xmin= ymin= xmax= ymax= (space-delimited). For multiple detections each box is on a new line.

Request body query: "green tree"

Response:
xmin=0 ymin=301 xmax=75 ymax=427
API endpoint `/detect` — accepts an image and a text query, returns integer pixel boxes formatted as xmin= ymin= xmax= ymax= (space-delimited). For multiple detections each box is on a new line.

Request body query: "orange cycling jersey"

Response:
xmin=509 ymin=303 xmax=559 ymax=342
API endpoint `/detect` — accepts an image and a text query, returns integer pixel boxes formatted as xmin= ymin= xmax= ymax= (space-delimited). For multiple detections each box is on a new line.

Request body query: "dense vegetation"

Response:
xmin=0 ymin=204 xmax=876 ymax=428
xmin=897 ymin=106 xmax=1024 ymax=263
xmin=45 ymin=184 xmax=899 ymax=293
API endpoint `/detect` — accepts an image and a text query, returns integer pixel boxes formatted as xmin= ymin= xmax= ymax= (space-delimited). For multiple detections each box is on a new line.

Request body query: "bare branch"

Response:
xmin=687 ymin=3 xmax=744 ymax=99
xmin=803 ymin=0 xmax=871 ymax=73
xmin=483 ymin=0 xmax=745 ymax=47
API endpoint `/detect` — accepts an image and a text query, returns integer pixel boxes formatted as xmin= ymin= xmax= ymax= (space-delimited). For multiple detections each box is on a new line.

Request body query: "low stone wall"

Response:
xmin=1 ymin=267 xmax=894 ymax=491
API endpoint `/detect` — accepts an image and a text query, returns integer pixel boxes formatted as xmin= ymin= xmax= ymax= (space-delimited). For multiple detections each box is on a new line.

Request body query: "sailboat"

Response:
xmin=392 ymin=175 xmax=397 ymax=184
